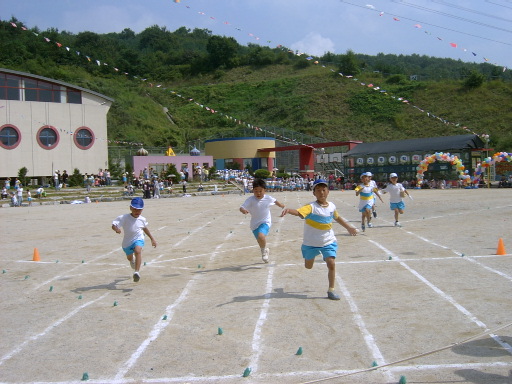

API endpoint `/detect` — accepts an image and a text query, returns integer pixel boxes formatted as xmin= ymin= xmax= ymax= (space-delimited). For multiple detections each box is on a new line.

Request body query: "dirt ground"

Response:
xmin=1 ymin=188 xmax=512 ymax=384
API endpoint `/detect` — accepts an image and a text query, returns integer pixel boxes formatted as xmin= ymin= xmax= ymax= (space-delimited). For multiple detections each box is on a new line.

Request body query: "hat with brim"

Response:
xmin=313 ymin=179 xmax=328 ymax=188
xmin=130 ymin=197 xmax=144 ymax=209
xmin=390 ymin=173 xmax=398 ymax=178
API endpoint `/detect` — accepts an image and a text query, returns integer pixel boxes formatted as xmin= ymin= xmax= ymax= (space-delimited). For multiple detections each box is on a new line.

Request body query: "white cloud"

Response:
xmin=290 ymin=32 xmax=335 ymax=56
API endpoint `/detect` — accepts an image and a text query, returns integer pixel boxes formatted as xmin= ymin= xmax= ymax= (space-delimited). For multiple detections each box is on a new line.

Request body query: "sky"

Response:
xmin=1 ymin=0 xmax=511 ymax=69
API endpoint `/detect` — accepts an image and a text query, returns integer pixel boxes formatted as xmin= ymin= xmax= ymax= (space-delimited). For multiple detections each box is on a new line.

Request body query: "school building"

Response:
xmin=344 ymin=134 xmax=487 ymax=182
xmin=0 ymin=68 xmax=113 ymax=183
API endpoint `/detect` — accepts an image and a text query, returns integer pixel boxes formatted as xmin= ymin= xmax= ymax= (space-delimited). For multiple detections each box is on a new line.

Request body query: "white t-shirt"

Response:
xmin=381 ymin=183 xmax=405 ymax=204
xmin=240 ymin=194 xmax=277 ymax=230
xmin=112 ymin=213 xmax=149 ymax=248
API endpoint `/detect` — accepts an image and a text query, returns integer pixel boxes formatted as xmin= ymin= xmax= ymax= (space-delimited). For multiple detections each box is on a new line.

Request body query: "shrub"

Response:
xmin=254 ymin=169 xmax=271 ymax=179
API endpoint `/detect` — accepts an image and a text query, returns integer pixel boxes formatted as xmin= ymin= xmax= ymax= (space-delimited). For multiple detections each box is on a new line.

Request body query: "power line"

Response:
xmin=340 ymin=1 xmax=512 ymax=46
xmin=432 ymin=0 xmax=512 ymax=23
xmin=391 ymin=0 xmax=512 ymax=33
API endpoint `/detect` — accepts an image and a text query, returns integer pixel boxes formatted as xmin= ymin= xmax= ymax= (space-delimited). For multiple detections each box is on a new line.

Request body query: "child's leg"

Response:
xmin=325 ymin=257 xmax=336 ymax=290
xmin=256 ymin=232 xmax=267 ymax=250
xmin=394 ymin=208 xmax=400 ymax=222
xmin=304 ymin=258 xmax=315 ymax=269
xmin=133 ymin=245 xmax=143 ymax=272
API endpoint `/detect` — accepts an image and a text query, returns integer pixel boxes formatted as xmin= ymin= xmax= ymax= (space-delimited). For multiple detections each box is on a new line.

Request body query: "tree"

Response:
xmin=337 ymin=50 xmax=361 ymax=76
xmin=18 ymin=167 xmax=29 ymax=186
xmin=463 ymin=70 xmax=485 ymax=89
xmin=68 ymin=168 xmax=83 ymax=187
xmin=206 ymin=35 xmax=240 ymax=69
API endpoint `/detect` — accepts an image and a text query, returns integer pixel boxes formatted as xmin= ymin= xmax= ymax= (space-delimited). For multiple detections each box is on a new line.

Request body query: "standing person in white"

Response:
xmin=240 ymin=178 xmax=285 ymax=263
xmin=380 ymin=173 xmax=411 ymax=227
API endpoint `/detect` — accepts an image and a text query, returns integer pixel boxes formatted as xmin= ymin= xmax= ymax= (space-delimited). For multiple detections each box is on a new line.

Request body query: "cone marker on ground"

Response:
xmin=2 ymin=269 xmax=6 ymax=274
xmin=218 ymin=327 xmax=223 ymax=335
xmin=78 ymin=295 xmax=82 ymax=299
xmin=388 ymin=256 xmax=392 ymax=260
xmin=296 ymin=347 xmax=303 ymax=355
xmin=399 ymin=375 xmax=407 ymax=384
xmin=113 ymin=301 xmax=118 ymax=306
xmin=82 ymin=260 xmax=85 ymax=263
xmin=496 ymin=238 xmax=506 ymax=255
xmin=371 ymin=361 xmax=378 ymax=367
xmin=24 ymin=275 xmax=29 ymax=280
xmin=32 ymin=248 xmax=40 ymax=261
xmin=49 ymin=286 xmax=53 ymax=292
xmin=162 ymin=315 xmax=167 ymax=320
xmin=81 ymin=372 xmax=89 ymax=381
xmin=242 ymin=367 xmax=251 ymax=377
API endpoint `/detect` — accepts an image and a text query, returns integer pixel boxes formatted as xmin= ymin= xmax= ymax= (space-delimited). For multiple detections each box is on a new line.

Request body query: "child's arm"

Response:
xmin=334 ymin=215 xmax=358 ymax=236
xmin=240 ymin=206 xmax=249 ymax=214
xmin=112 ymin=224 xmax=121 ymax=234
xmin=275 ymin=200 xmax=285 ymax=209
xmin=280 ymin=208 xmax=302 ymax=218
xmin=143 ymin=227 xmax=157 ymax=247
xmin=374 ymin=189 xmax=384 ymax=203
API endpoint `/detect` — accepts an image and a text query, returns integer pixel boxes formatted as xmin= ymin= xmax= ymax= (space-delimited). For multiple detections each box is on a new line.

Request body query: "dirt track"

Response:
xmin=1 ymin=188 xmax=512 ymax=384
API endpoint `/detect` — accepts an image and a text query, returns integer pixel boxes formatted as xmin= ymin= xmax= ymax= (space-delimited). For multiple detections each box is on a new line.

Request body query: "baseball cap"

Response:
xmin=313 ymin=179 xmax=328 ymax=188
xmin=390 ymin=173 xmax=398 ymax=178
xmin=130 ymin=197 xmax=144 ymax=209
xmin=365 ymin=172 xmax=373 ymax=177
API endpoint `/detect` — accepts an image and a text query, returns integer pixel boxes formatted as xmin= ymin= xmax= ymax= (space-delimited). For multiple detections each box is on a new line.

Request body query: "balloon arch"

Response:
xmin=473 ymin=152 xmax=512 ymax=184
xmin=416 ymin=151 xmax=512 ymax=186
xmin=416 ymin=152 xmax=470 ymax=185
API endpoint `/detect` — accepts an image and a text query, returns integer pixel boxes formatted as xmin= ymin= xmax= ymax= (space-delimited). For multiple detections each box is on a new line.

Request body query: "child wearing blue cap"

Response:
xmin=280 ymin=179 xmax=358 ymax=300
xmin=112 ymin=197 xmax=157 ymax=282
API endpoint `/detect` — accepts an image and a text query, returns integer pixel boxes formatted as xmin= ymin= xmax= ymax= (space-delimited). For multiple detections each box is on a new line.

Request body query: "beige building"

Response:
xmin=0 ymin=68 xmax=113 ymax=182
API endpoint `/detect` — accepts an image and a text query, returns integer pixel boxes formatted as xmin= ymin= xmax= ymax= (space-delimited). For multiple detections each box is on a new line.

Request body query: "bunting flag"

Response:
xmin=5 ymin=17 xmax=493 ymax=147
xmin=361 ymin=3 xmax=508 ymax=70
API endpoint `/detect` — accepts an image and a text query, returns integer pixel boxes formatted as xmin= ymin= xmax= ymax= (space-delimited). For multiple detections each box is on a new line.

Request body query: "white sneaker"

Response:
xmin=262 ymin=248 xmax=269 ymax=263
xmin=367 ymin=223 xmax=374 ymax=228
xmin=133 ymin=272 xmax=140 ymax=282
xmin=395 ymin=221 xmax=401 ymax=227
xmin=130 ymin=256 xmax=136 ymax=270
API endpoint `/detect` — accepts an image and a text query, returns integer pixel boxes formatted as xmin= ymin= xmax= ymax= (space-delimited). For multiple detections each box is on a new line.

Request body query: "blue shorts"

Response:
xmin=359 ymin=204 xmax=373 ymax=212
xmin=122 ymin=239 xmax=145 ymax=256
xmin=390 ymin=202 xmax=405 ymax=210
xmin=252 ymin=223 xmax=270 ymax=239
xmin=301 ymin=242 xmax=338 ymax=260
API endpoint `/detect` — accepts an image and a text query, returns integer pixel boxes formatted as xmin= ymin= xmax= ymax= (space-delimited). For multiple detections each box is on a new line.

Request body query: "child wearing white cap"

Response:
xmin=355 ymin=173 xmax=383 ymax=232
xmin=380 ymin=173 xmax=411 ymax=227
xmin=112 ymin=197 xmax=157 ymax=282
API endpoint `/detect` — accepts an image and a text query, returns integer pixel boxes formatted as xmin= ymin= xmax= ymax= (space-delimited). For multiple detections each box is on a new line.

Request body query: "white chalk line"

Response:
xmin=336 ymin=275 xmax=395 ymax=382
xmin=0 ymin=292 xmax=109 ymax=367
xmin=369 ymin=239 xmax=512 ymax=356
xmin=248 ymin=203 xmax=288 ymax=374
xmin=4 ymin=361 xmax=511 ymax=384
xmin=114 ymin=229 xmax=236 ymax=381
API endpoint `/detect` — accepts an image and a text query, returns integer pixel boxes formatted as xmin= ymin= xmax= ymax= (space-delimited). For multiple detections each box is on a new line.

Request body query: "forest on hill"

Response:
xmin=1 ymin=17 xmax=511 ymax=152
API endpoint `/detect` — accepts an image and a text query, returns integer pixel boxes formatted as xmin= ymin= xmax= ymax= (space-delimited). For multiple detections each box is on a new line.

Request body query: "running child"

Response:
xmin=112 ymin=197 xmax=157 ymax=282
xmin=355 ymin=173 xmax=383 ymax=232
xmin=280 ymin=179 xmax=358 ymax=300
xmin=380 ymin=173 xmax=411 ymax=227
xmin=240 ymin=178 xmax=285 ymax=263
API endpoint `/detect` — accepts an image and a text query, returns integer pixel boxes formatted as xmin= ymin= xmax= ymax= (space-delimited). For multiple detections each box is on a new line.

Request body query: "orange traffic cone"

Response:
xmin=496 ymin=238 xmax=506 ymax=255
xmin=33 ymin=248 xmax=40 ymax=262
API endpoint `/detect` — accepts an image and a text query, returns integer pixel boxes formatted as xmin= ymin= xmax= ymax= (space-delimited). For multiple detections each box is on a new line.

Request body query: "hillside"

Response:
xmin=1 ymin=18 xmax=511 ymax=152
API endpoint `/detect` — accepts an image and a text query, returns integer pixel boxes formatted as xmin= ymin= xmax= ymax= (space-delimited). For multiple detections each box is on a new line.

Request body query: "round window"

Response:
xmin=36 ymin=126 xmax=60 ymax=149
xmin=74 ymin=127 xmax=95 ymax=149
xmin=0 ymin=125 xmax=21 ymax=149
